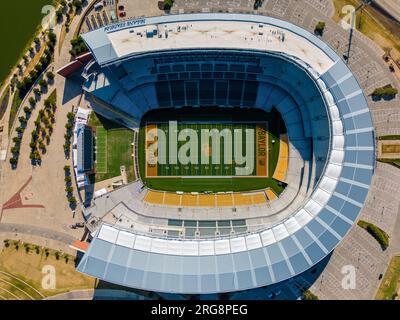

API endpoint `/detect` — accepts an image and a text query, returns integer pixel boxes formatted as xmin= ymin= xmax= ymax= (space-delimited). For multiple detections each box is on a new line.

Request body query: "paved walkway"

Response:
xmin=45 ymin=289 xmax=148 ymax=300
xmin=0 ymin=223 xmax=75 ymax=244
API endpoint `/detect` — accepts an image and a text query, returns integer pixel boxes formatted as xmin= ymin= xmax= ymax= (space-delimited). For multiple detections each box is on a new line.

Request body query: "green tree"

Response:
xmin=68 ymin=196 xmax=77 ymax=204
xmin=46 ymin=71 xmax=55 ymax=81
xmin=38 ymin=79 xmax=48 ymax=88
xmin=69 ymin=36 xmax=88 ymax=57
xmin=72 ymin=0 xmax=83 ymax=10
xmin=48 ymin=31 xmax=57 ymax=44
xmin=12 ymin=137 xmax=21 ymax=144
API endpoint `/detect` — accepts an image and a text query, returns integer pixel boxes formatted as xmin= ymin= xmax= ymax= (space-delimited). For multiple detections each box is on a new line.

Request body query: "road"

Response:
xmin=0 ymin=223 xmax=75 ymax=244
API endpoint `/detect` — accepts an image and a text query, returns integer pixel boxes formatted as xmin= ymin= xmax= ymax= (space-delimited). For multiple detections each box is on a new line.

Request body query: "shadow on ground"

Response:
xmin=62 ymin=74 xmax=84 ymax=105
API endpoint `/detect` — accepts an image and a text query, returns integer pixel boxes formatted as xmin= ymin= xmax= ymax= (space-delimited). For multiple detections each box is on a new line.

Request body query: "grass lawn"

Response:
xmin=0 ymin=240 xmax=95 ymax=299
xmin=378 ymin=135 xmax=400 ymax=140
xmin=47 ymin=88 xmax=57 ymax=105
xmin=0 ymin=86 xmax=10 ymax=121
xmin=8 ymin=89 xmax=22 ymax=133
xmin=377 ymin=158 xmax=400 ymax=169
xmin=376 ymin=256 xmax=400 ymax=300
xmin=89 ymin=112 xmax=135 ymax=183
xmin=144 ymin=177 xmax=285 ymax=193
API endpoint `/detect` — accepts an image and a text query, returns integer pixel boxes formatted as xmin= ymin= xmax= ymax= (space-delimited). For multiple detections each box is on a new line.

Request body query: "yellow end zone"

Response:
xmin=256 ymin=123 xmax=268 ymax=177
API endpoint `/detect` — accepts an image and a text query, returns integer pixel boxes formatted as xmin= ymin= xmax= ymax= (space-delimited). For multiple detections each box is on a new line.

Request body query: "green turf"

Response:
xmin=95 ymin=127 xmax=107 ymax=173
xmin=90 ymin=112 xmax=135 ymax=183
xmin=138 ymin=107 xmax=286 ymax=194
xmin=150 ymin=121 xmax=261 ymax=177
xmin=0 ymin=86 xmax=10 ymax=121
xmin=144 ymin=177 xmax=285 ymax=193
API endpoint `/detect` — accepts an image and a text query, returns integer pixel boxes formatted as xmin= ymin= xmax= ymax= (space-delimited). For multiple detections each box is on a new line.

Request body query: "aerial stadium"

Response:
xmin=74 ymin=13 xmax=375 ymax=294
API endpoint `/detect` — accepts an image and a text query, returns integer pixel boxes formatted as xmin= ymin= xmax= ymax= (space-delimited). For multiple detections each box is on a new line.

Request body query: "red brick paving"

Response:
xmin=1 ymin=176 xmax=45 ymax=221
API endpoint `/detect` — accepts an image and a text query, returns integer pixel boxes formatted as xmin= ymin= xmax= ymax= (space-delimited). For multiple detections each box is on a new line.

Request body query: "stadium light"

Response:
xmin=344 ymin=0 xmax=373 ymax=64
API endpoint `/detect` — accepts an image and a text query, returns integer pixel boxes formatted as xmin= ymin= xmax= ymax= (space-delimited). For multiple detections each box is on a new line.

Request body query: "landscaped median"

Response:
xmin=376 ymin=256 xmax=400 ymax=300
xmin=357 ymin=220 xmax=390 ymax=250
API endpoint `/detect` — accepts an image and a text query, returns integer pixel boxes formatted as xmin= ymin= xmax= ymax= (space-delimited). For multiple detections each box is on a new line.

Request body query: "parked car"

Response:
xmin=118 ymin=5 xmax=124 ymax=11
xmin=119 ymin=11 xmax=126 ymax=18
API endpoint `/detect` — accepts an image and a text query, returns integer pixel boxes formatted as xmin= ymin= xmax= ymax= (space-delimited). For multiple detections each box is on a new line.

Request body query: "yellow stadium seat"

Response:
xmin=144 ymin=190 xmax=165 ymax=205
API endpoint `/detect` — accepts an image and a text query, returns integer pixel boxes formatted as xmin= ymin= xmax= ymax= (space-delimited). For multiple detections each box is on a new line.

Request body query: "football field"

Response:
xmin=145 ymin=121 xmax=269 ymax=178
xmin=95 ymin=127 xmax=107 ymax=173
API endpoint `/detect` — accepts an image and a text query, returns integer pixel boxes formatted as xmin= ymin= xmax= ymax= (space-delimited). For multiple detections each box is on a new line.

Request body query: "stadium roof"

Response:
xmin=82 ymin=13 xmax=338 ymax=73
xmin=76 ymin=124 xmax=94 ymax=173
xmin=77 ymin=13 xmax=375 ymax=294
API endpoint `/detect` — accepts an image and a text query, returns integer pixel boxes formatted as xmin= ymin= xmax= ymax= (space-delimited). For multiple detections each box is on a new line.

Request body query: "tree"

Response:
xmin=68 ymin=196 xmax=77 ymax=205
xmin=11 ymin=146 xmax=19 ymax=154
xmin=44 ymin=98 xmax=52 ymax=109
xmin=29 ymin=70 xmax=37 ymax=79
xmin=12 ymin=137 xmax=21 ymax=144
xmin=33 ymin=88 xmax=41 ymax=96
xmin=48 ymin=31 xmax=57 ymax=45
xmin=34 ymin=63 xmax=43 ymax=72
xmin=46 ymin=71 xmax=55 ymax=81
xmin=34 ymin=150 xmax=41 ymax=161
xmin=16 ymin=127 xmax=24 ymax=134
xmin=69 ymin=36 xmax=88 ymax=57
xmin=72 ymin=0 xmax=83 ymax=10
xmin=65 ymin=176 xmax=72 ymax=183
xmin=314 ymin=21 xmax=326 ymax=36
xmin=372 ymin=85 xmax=399 ymax=99
xmin=66 ymin=186 xmax=73 ymax=193
xmin=56 ymin=8 xmax=63 ymax=21
xmin=64 ymin=165 xmax=71 ymax=172
xmin=9 ymin=158 xmax=18 ymax=165
xmin=163 ymin=0 xmax=174 ymax=10
xmin=18 ymin=116 xmax=26 ymax=124
xmin=38 ymin=79 xmax=48 ymax=88
xmin=67 ymin=112 xmax=75 ymax=120
xmin=29 ymin=97 xmax=36 ymax=106
xmin=23 ymin=106 xmax=31 ymax=114
xmin=303 ymin=289 xmax=319 ymax=300
xmin=31 ymin=130 xmax=39 ymax=140
xmin=39 ymin=141 xmax=46 ymax=152
xmin=64 ymin=133 xmax=72 ymax=140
